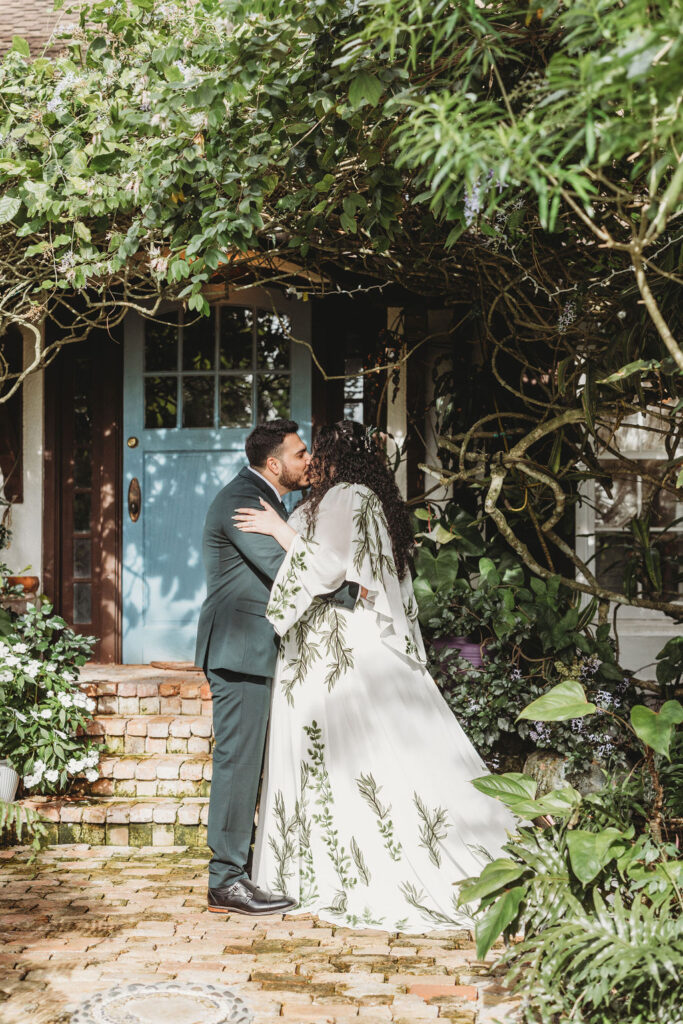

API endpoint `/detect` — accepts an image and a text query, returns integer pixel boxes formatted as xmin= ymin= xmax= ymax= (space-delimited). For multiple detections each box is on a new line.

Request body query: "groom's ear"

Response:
xmin=265 ymin=454 xmax=282 ymax=477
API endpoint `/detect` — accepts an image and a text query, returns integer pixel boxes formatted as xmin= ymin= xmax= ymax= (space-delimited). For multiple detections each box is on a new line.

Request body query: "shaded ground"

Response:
xmin=0 ymin=845 xmax=520 ymax=1023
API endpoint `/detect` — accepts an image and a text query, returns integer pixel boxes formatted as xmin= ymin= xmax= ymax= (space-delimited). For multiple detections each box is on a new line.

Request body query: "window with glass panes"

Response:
xmin=143 ymin=306 xmax=292 ymax=429
xmin=593 ymin=459 xmax=682 ymax=601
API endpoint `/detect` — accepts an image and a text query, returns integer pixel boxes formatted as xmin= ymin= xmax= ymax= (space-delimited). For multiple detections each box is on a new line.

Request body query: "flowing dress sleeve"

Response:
xmin=266 ymin=483 xmax=426 ymax=667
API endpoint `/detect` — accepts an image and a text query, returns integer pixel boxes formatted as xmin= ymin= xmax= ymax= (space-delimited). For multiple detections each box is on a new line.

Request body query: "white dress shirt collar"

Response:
xmin=247 ymin=466 xmax=285 ymax=505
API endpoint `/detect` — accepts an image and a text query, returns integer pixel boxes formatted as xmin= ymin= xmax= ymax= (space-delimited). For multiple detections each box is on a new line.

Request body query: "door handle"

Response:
xmin=128 ymin=477 xmax=141 ymax=522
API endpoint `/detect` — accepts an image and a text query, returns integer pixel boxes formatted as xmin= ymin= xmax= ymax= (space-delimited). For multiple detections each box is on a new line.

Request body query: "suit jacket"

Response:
xmin=194 ymin=466 xmax=356 ymax=678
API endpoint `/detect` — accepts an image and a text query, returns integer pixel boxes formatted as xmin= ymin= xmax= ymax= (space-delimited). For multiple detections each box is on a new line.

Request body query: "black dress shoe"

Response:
xmin=208 ymin=878 xmax=298 ymax=916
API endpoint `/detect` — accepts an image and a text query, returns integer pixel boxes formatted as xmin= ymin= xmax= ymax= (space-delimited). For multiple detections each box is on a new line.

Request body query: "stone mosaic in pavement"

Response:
xmin=0 ymin=844 xmax=520 ymax=1024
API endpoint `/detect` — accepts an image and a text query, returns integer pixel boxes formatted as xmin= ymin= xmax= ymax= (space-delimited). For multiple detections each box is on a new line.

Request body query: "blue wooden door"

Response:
xmin=122 ymin=288 xmax=311 ymax=663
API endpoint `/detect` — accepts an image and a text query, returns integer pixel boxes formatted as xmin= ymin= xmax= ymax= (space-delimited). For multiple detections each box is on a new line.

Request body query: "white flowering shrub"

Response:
xmin=0 ymin=602 xmax=99 ymax=795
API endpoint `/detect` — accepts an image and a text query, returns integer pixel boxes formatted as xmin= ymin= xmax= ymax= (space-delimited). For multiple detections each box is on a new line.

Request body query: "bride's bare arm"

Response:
xmin=233 ymin=499 xmax=297 ymax=551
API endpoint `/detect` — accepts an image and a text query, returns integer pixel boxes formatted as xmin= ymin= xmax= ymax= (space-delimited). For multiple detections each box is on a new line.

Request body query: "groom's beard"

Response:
xmin=279 ymin=466 xmax=309 ymax=491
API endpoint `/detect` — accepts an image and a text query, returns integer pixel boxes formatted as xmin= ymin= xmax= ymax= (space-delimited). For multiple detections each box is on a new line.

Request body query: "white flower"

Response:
xmin=14 ymin=711 xmax=27 ymax=722
xmin=25 ymin=660 xmax=42 ymax=678
xmin=66 ymin=758 xmax=83 ymax=774
xmin=4 ymin=654 xmax=19 ymax=667
xmin=0 ymin=670 xmax=13 ymax=682
xmin=85 ymin=768 xmax=99 ymax=782
xmin=46 ymin=663 xmax=57 ymax=672
xmin=23 ymin=774 xmax=39 ymax=788
xmin=57 ymin=692 xmax=73 ymax=708
xmin=85 ymin=698 xmax=96 ymax=713
xmin=44 ymin=769 xmax=59 ymax=783
xmin=12 ymin=643 xmax=28 ymax=654
xmin=0 ymin=642 xmax=8 ymax=656
xmin=86 ymin=751 xmax=99 ymax=767
xmin=62 ymin=671 xmax=75 ymax=683
xmin=34 ymin=760 xmax=46 ymax=773
xmin=40 ymin=708 xmax=52 ymax=719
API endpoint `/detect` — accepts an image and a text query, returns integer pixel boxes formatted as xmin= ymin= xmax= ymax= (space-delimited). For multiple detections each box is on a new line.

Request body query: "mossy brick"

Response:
xmin=174 ymin=824 xmax=199 ymax=847
xmin=188 ymin=737 xmax=210 ymax=754
xmin=58 ymin=822 xmax=82 ymax=844
xmin=129 ymin=824 xmax=153 ymax=847
xmin=197 ymin=825 xmax=208 ymax=845
xmin=153 ymin=823 xmax=175 ymax=846
xmin=114 ymin=782 xmax=138 ymax=798
xmin=168 ymin=737 xmax=188 ymax=754
xmin=104 ymin=718 xmax=127 ymax=736
xmin=97 ymin=696 xmax=118 ymax=714
xmin=199 ymin=780 xmax=211 ymax=797
xmin=140 ymin=698 xmax=160 ymax=714
xmin=181 ymin=699 xmax=202 ymax=715
xmin=107 ymin=825 xmax=130 ymax=845
xmin=42 ymin=822 xmax=59 ymax=844
xmin=180 ymin=682 xmax=201 ymax=699
xmin=125 ymin=736 xmax=146 ymax=755
xmin=105 ymin=736 xmax=126 ymax=755
xmin=159 ymin=697 xmax=182 ymax=714
xmin=80 ymin=823 xmax=105 ymax=845
xmin=146 ymin=738 xmax=167 ymax=754
xmin=118 ymin=697 xmax=140 ymax=715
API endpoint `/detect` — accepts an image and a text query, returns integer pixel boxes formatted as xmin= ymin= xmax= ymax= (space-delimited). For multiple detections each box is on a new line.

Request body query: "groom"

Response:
xmin=195 ymin=419 xmax=358 ymax=916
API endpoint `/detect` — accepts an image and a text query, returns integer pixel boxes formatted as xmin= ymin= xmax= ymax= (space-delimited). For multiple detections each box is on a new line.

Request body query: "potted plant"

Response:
xmin=0 ymin=602 xmax=101 ymax=796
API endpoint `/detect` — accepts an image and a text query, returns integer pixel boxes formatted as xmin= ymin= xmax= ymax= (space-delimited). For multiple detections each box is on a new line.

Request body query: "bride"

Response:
xmin=234 ymin=419 xmax=516 ymax=932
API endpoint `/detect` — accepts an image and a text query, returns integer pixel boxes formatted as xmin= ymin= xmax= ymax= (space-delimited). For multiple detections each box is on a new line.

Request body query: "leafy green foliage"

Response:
xmin=459 ymin=681 xmax=683 ymax=1021
xmin=0 ymin=799 xmax=50 ymax=862
xmin=0 ymin=603 xmax=100 ymax=794
xmin=414 ymin=509 xmax=635 ymax=766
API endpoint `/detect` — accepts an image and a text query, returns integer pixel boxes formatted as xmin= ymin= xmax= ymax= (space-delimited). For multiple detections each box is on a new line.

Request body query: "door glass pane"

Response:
xmin=183 ymin=376 xmax=215 ymax=428
xmin=220 ymin=308 xmax=253 ymax=369
xmin=74 ymin=406 xmax=91 ymax=445
xmin=595 ymin=463 xmax=638 ymax=529
xmin=74 ymin=448 xmax=92 ymax=488
xmin=595 ymin=535 xmax=631 ymax=591
xmin=145 ymin=318 xmax=178 ymax=372
xmin=73 ymin=582 xmax=92 ymax=624
xmin=73 ymin=537 xmax=92 ymax=578
xmin=257 ymin=311 xmax=291 ymax=369
xmin=258 ymin=374 xmax=290 ymax=422
xmin=220 ymin=375 xmax=253 ymax=427
xmin=74 ymin=492 xmax=91 ymax=532
xmin=183 ymin=310 xmax=215 ymax=371
xmin=145 ymin=377 xmax=178 ymax=428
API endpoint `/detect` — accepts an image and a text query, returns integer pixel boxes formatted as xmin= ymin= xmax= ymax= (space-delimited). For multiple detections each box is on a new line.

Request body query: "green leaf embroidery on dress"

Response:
xmin=269 ymin=789 xmax=297 ymax=895
xmin=350 ymin=836 xmax=371 ymax=886
xmin=352 ymin=488 xmax=398 ymax=580
xmin=304 ymin=721 xmax=357 ymax=891
xmin=322 ymin=889 xmax=348 ymax=916
xmin=295 ymin=761 xmax=319 ymax=906
xmin=356 ymin=771 xmax=403 ymax=861
xmin=267 ymin=539 xmax=316 ymax=622
xmin=399 ymin=881 xmax=462 ymax=926
xmin=414 ymin=792 xmax=451 ymax=868
xmin=282 ymin=599 xmax=354 ymax=704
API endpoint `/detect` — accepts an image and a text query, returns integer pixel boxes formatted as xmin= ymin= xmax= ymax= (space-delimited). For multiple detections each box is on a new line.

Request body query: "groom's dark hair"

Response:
xmin=246 ymin=419 xmax=299 ymax=467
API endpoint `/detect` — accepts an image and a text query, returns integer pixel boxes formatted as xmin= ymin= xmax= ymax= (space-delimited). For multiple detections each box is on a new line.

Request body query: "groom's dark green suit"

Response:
xmin=195 ymin=466 xmax=356 ymax=890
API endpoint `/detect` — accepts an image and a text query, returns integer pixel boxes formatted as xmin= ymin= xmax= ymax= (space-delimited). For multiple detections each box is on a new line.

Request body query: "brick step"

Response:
xmin=19 ymin=796 xmax=210 ymax=848
xmin=74 ymin=753 xmax=212 ymax=799
xmin=78 ymin=664 xmax=212 ymax=717
xmin=86 ymin=715 xmax=213 ymax=755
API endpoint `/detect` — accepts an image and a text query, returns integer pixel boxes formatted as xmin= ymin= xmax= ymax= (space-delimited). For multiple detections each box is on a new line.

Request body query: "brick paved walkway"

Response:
xmin=0 ymin=845 xmax=520 ymax=1024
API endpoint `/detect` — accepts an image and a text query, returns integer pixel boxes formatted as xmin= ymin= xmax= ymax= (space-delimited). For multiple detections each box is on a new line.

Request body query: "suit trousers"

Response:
xmin=206 ymin=667 xmax=272 ymax=889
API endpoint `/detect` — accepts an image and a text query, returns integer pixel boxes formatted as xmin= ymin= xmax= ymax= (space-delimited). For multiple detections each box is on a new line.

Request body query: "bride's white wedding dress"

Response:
xmin=252 ymin=483 xmax=516 ymax=932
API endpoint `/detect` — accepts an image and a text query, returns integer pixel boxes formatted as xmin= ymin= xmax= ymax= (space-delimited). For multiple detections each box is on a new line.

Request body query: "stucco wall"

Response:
xmin=4 ymin=334 xmax=43 ymax=582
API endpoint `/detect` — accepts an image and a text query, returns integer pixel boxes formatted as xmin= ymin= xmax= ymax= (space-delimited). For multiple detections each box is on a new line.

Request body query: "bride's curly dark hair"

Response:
xmin=304 ymin=420 xmax=415 ymax=578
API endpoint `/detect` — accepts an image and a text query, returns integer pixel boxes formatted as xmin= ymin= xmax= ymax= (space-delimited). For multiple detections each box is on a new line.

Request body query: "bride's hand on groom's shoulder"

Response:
xmin=233 ymin=499 xmax=297 ymax=552
xmin=234 ymin=498 xmax=281 ymax=536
